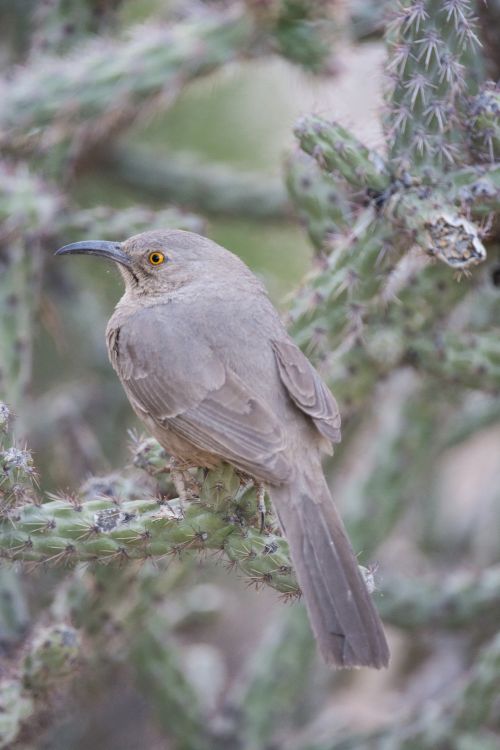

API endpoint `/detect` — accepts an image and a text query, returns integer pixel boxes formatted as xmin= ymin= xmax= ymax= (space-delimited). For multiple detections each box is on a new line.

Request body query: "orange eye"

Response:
xmin=148 ymin=251 xmax=165 ymax=266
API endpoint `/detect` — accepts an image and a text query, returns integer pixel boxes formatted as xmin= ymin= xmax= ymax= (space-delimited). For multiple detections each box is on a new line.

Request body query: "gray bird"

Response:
xmin=56 ymin=229 xmax=389 ymax=668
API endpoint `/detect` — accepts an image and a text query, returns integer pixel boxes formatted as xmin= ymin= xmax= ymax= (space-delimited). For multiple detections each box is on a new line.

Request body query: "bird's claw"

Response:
xmin=255 ymin=481 xmax=266 ymax=533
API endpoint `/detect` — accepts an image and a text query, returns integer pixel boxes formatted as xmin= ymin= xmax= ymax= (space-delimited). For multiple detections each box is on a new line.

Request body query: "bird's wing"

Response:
xmin=110 ymin=306 xmax=291 ymax=483
xmin=271 ymin=339 xmax=341 ymax=443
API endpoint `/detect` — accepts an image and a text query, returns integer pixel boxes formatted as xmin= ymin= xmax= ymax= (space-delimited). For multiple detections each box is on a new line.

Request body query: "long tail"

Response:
xmin=271 ymin=468 xmax=390 ymax=668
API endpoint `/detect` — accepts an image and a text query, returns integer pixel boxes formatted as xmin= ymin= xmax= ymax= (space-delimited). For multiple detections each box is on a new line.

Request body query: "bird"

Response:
xmin=56 ymin=229 xmax=389 ymax=668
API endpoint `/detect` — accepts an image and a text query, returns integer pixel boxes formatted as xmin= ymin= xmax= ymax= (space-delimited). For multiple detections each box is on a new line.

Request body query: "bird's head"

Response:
xmin=55 ymin=229 xmax=247 ymax=296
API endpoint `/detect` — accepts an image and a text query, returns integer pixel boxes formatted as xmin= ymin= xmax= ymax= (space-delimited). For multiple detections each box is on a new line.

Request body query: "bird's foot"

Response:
xmin=169 ymin=457 xmax=199 ymax=503
xmin=255 ymin=481 xmax=266 ymax=533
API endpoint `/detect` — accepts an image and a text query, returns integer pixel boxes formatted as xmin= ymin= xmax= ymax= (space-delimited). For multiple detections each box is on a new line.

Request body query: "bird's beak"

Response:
xmin=55 ymin=240 xmax=131 ymax=268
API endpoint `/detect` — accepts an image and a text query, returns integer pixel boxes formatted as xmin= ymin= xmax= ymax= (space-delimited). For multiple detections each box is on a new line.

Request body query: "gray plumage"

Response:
xmin=56 ymin=229 xmax=390 ymax=668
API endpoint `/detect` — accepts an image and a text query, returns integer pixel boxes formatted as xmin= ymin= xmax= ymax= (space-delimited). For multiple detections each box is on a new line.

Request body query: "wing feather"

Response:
xmin=271 ymin=339 xmax=341 ymax=443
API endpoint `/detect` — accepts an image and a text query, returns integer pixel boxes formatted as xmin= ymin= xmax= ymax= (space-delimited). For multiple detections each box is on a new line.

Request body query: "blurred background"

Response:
xmin=1 ymin=1 xmax=499 ymax=749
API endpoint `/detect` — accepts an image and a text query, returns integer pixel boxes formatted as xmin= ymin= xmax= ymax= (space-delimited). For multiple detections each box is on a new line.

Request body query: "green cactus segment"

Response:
xmin=385 ymin=0 xmax=481 ymax=174
xmin=457 ymin=632 xmax=500 ymax=733
xmin=23 ymin=624 xmax=81 ymax=693
xmin=341 ymin=373 xmax=437 ymax=555
xmin=386 ymin=191 xmax=486 ymax=268
xmin=316 ymin=633 xmax=500 ymax=749
xmin=285 ymin=152 xmax=352 ymax=249
xmin=467 ymin=83 xmax=500 ymax=162
xmin=294 ymin=115 xmax=390 ymax=194
xmin=287 ymin=211 xmax=390 ymax=352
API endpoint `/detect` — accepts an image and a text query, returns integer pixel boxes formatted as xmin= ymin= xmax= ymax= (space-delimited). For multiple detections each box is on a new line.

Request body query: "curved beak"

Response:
xmin=55 ymin=240 xmax=131 ymax=268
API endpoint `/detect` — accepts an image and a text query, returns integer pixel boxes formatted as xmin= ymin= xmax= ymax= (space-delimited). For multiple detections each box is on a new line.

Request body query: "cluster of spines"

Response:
xmin=0 ymin=404 xmax=38 ymax=514
xmin=385 ymin=0 xmax=481 ymax=175
xmin=0 ymin=434 xmax=301 ymax=599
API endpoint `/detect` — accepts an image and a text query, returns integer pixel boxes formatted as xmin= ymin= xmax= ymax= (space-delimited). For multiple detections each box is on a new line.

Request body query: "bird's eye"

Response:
xmin=148 ymin=251 xmax=165 ymax=266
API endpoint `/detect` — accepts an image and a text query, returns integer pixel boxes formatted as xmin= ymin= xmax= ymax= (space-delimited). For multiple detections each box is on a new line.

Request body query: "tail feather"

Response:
xmin=272 ymin=470 xmax=390 ymax=668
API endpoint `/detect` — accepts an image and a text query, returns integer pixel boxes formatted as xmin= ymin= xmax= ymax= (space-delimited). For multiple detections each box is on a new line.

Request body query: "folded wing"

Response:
xmin=272 ymin=339 xmax=341 ymax=444
xmin=110 ymin=306 xmax=291 ymax=484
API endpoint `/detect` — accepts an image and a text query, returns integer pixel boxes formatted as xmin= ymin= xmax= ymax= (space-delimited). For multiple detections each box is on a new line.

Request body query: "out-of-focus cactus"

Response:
xmin=476 ymin=0 xmax=500 ymax=79
xmin=0 ymin=163 xmax=60 ymax=408
xmin=245 ymin=0 xmax=337 ymax=73
xmin=23 ymin=623 xmax=81 ymax=694
xmin=104 ymin=146 xmax=291 ymax=220
xmin=31 ymin=0 xmax=122 ymax=55
xmin=0 ymin=680 xmax=33 ymax=750
xmin=313 ymin=632 xmax=500 ymax=750
xmin=467 ymin=82 xmax=500 ymax=163
xmin=0 ymin=622 xmax=81 ymax=749
xmin=0 ymin=2 xmax=338 ymax=167
xmin=131 ymin=614 xmax=207 ymax=750
xmin=216 ymin=605 xmax=316 ymax=750
xmin=0 ymin=568 xmax=30 ymax=652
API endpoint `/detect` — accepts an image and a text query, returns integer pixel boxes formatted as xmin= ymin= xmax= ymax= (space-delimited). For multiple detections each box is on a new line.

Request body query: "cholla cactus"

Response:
xmin=286 ymin=0 xmax=500 ymax=424
xmin=385 ymin=0 xmax=481 ymax=173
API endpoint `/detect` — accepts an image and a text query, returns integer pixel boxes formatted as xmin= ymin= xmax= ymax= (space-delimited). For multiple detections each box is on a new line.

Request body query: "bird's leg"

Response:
xmin=255 ymin=481 xmax=266 ymax=533
xmin=169 ymin=456 xmax=189 ymax=503
xmin=168 ymin=456 xmax=201 ymax=502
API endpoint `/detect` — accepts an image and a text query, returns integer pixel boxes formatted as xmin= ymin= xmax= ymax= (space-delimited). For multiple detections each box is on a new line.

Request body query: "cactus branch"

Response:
xmin=294 ymin=115 xmax=390 ymax=194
